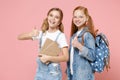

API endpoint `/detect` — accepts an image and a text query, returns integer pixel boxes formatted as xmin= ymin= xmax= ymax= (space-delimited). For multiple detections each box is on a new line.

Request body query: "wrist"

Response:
xmin=47 ymin=56 xmax=52 ymax=62
xmin=77 ymin=43 xmax=83 ymax=51
xmin=28 ymin=32 xmax=33 ymax=37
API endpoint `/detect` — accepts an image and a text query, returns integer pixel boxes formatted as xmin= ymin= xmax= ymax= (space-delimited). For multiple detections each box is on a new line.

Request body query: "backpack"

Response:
xmin=82 ymin=31 xmax=110 ymax=73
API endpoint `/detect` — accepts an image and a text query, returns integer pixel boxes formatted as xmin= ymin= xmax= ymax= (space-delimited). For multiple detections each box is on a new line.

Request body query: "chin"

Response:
xmin=49 ymin=25 xmax=56 ymax=28
xmin=76 ymin=23 xmax=85 ymax=27
xmin=76 ymin=24 xmax=82 ymax=27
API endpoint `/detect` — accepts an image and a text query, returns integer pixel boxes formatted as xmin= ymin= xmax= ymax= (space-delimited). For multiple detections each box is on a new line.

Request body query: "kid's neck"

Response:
xmin=48 ymin=27 xmax=59 ymax=33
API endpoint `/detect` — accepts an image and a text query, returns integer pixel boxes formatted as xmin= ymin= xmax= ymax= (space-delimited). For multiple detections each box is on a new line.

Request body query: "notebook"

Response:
xmin=40 ymin=38 xmax=61 ymax=56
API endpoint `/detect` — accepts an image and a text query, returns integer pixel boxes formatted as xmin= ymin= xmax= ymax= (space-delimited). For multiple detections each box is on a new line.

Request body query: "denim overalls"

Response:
xmin=67 ymin=27 xmax=95 ymax=80
xmin=34 ymin=32 xmax=62 ymax=80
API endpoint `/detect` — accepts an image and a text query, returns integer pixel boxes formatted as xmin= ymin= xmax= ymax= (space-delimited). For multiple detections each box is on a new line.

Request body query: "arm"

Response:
xmin=18 ymin=28 xmax=39 ymax=40
xmin=79 ymin=32 xmax=95 ymax=61
xmin=72 ymin=32 xmax=95 ymax=61
xmin=39 ymin=46 xmax=69 ymax=63
xmin=18 ymin=32 xmax=33 ymax=40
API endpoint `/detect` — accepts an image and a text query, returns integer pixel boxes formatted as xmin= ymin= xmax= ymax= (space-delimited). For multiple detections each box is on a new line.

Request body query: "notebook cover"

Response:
xmin=40 ymin=38 xmax=61 ymax=56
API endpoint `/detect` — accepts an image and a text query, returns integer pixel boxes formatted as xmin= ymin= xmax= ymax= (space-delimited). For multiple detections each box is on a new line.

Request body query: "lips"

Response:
xmin=49 ymin=20 xmax=56 ymax=24
xmin=75 ymin=21 xmax=81 ymax=25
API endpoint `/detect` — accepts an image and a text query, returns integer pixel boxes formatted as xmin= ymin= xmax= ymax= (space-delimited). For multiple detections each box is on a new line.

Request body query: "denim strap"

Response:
xmin=55 ymin=32 xmax=61 ymax=41
xmin=39 ymin=31 xmax=61 ymax=48
xmin=39 ymin=32 xmax=43 ymax=48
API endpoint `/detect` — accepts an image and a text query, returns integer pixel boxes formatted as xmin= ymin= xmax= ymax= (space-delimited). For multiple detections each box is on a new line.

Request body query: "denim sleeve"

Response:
xmin=79 ymin=32 xmax=95 ymax=61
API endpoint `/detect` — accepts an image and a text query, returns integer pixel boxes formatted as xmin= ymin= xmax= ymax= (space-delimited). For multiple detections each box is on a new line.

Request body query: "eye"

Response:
xmin=49 ymin=14 xmax=53 ymax=17
xmin=79 ymin=16 xmax=83 ymax=18
xmin=73 ymin=16 xmax=77 ymax=18
xmin=55 ymin=16 xmax=60 ymax=19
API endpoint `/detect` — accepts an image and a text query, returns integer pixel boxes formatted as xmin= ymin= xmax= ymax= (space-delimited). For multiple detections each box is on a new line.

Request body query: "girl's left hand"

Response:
xmin=72 ymin=36 xmax=81 ymax=48
xmin=38 ymin=54 xmax=50 ymax=64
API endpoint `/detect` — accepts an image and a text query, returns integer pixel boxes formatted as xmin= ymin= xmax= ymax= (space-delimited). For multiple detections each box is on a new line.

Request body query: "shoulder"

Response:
xmin=71 ymin=33 xmax=76 ymax=39
xmin=57 ymin=31 xmax=68 ymax=48
xmin=57 ymin=30 xmax=66 ymax=38
xmin=57 ymin=31 xmax=67 ymax=41
xmin=84 ymin=32 xmax=94 ymax=39
xmin=59 ymin=32 xmax=67 ymax=39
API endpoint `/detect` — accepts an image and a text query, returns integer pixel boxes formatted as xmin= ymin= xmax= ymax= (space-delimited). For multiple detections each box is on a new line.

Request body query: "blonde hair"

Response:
xmin=41 ymin=8 xmax=64 ymax=33
xmin=70 ymin=6 xmax=96 ymax=38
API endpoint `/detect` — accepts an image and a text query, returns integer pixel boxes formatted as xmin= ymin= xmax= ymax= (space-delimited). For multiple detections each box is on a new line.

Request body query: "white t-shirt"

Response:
xmin=32 ymin=30 xmax=68 ymax=49
xmin=70 ymin=29 xmax=83 ymax=75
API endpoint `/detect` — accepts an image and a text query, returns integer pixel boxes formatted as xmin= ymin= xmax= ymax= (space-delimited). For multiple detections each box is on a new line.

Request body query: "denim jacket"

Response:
xmin=67 ymin=27 xmax=95 ymax=80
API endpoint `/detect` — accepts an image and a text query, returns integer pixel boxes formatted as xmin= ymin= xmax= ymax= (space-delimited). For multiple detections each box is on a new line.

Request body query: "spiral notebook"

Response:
xmin=40 ymin=38 xmax=61 ymax=56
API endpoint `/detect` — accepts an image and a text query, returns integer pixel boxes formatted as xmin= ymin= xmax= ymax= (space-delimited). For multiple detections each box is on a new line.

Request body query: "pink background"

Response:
xmin=0 ymin=0 xmax=120 ymax=80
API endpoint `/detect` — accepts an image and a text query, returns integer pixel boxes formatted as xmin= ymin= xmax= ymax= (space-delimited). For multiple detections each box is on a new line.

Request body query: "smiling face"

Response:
xmin=47 ymin=10 xmax=61 ymax=28
xmin=73 ymin=9 xmax=88 ymax=28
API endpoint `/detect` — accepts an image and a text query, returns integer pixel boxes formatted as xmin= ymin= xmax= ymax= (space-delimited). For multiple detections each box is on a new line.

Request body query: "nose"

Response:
xmin=51 ymin=16 xmax=55 ymax=20
xmin=75 ymin=18 xmax=80 ymax=22
xmin=76 ymin=17 xmax=80 ymax=20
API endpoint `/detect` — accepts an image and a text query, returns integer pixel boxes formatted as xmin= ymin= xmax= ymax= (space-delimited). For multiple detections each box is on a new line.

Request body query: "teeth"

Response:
xmin=76 ymin=22 xmax=80 ymax=24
